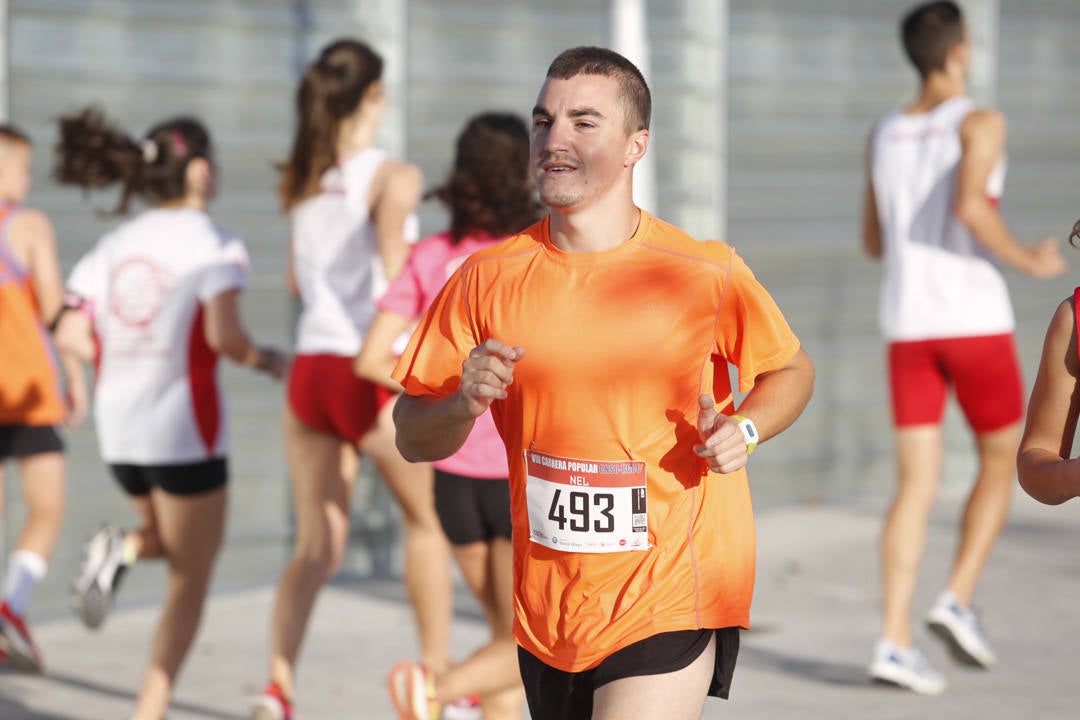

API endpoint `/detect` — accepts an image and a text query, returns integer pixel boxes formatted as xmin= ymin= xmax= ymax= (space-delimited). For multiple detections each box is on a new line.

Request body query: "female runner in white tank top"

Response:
xmin=53 ymin=107 xmax=286 ymax=720
xmin=252 ymin=38 xmax=451 ymax=720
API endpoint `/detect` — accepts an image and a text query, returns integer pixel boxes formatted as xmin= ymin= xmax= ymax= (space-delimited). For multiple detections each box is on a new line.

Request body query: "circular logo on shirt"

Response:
xmin=110 ymin=258 xmax=172 ymax=328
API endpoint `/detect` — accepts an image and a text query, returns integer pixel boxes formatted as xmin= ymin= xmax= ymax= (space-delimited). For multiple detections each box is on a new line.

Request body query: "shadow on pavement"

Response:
xmin=0 ymin=695 xmax=72 ymax=720
xmin=0 ymin=668 xmax=246 ymax=720
xmin=739 ymin=644 xmax=871 ymax=688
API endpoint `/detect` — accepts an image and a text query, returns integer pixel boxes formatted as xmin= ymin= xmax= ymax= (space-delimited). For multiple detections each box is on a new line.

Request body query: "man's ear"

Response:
xmin=625 ymin=129 xmax=649 ymax=168
xmin=946 ymin=36 xmax=970 ymax=76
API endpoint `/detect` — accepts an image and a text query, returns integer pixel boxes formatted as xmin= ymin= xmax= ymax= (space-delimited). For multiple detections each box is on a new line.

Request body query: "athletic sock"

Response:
xmin=121 ymin=533 xmax=138 ymax=566
xmin=2 ymin=550 xmax=47 ymax=616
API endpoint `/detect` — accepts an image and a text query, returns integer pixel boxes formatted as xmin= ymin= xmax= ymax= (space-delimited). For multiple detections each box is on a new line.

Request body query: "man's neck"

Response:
xmin=907 ymin=73 xmax=966 ymax=114
xmin=548 ymin=196 xmax=641 ymax=253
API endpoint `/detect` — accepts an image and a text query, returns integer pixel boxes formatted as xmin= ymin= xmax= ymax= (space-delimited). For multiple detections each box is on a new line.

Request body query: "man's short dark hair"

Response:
xmin=0 ymin=123 xmax=31 ymax=147
xmin=901 ymin=1 xmax=965 ymax=79
xmin=546 ymin=46 xmax=651 ymax=132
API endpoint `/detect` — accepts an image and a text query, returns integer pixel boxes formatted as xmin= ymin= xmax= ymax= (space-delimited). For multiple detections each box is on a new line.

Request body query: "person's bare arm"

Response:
xmin=372 ymin=161 xmax=423 ymax=280
xmin=394 ymin=339 xmax=524 ymax=462
xmin=355 ymin=310 xmax=410 ymax=391
xmin=204 ymin=289 xmax=287 ymax=379
xmin=862 ymin=133 xmax=883 ymax=259
xmin=9 ymin=210 xmax=64 ymax=322
xmin=49 ymin=304 xmax=93 ymax=428
xmin=1017 ymin=298 xmax=1080 ymax=504
xmin=53 ymin=310 xmax=94 ymax=362
xmin=955 ymin=110 xmax=1065 ymax=278
xmin=59 ymin=348 xmax=88 ymax=428
xmin=286 ymin=234 xmax=300 ymax=299
xmin=696 ymin=347 xmax=815 ymax=474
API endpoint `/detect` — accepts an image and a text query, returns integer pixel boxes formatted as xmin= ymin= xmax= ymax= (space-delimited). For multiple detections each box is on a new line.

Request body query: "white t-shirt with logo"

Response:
xmin=67 ymin=207 xmax=250 ymax=464
xmin=871 ymin=95 xmax=1013 ymax=341
xmin=291 ymin=147 xmax=419 ymax=356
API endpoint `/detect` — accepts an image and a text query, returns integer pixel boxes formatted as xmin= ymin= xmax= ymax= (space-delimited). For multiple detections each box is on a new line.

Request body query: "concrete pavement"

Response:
xmin=1 ymin=483 xmax=1078 ymax=719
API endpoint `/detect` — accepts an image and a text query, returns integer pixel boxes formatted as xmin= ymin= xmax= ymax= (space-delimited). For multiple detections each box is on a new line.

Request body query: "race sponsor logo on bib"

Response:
xmin=524 ymin=449 xmax=649 ymax=553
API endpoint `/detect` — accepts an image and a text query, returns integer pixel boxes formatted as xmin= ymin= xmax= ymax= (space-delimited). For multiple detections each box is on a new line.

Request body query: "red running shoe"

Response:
xmin=250 ymin=681 xmax=293 ymax=720
xmin=0 ymin=601 xmax=42 ymax=672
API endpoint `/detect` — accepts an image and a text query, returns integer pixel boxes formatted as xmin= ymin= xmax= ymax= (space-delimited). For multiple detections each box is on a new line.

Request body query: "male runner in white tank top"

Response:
xmin=862 ymin=1 xmax=1066 ymax=695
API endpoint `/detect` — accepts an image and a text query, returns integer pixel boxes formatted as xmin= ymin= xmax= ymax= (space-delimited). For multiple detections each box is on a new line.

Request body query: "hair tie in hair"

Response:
xmin=170 ymin=130 xmax=188 ymax=158
xmin=141 ymin=138 xmax=159 ymax=164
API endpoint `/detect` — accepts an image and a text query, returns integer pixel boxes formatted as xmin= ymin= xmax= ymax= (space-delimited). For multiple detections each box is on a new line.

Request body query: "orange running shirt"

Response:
xmin=0 ymin=205 xmax=65 ymax=426
xmin=393 ymin=211 xmax=801 ymax=672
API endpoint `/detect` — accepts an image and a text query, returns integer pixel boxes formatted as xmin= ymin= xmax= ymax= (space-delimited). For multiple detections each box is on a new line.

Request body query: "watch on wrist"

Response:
xmin=734 ymin=415 xmax=759 ymax=455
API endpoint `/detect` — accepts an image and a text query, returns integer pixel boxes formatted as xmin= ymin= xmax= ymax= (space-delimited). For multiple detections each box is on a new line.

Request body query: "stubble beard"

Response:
xmin=538 ymin=183 xmax=582 ymax=210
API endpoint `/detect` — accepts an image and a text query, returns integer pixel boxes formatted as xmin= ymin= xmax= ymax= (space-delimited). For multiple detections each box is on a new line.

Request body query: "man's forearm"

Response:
xmin=393 ymin=392 xmax=478 ymax=462
xmin=733 ymin=348 xmax=815 ymax=443
xmin=956 ymin=198 xmax=1031 ymax=273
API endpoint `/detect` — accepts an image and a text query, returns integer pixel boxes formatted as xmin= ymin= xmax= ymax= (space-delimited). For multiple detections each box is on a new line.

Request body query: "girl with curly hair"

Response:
xmin=357 ymin=111 xmax=542 ymax=720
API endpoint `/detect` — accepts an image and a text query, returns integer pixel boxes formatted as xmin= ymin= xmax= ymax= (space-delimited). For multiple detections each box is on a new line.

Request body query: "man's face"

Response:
xmin=0 ymin=142 xmax=31 ymax=204
xmin=530 ymin=73 xmax=643 ymax=212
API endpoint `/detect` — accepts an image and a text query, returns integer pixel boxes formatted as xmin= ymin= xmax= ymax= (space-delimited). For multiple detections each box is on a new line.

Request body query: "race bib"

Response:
xmin=524 ymin=449 xmax=649 ymax=553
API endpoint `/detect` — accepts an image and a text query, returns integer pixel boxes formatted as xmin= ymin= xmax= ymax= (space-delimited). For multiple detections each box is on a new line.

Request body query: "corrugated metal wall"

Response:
xmin=3 ymin=1 xmax=1078 ymax=620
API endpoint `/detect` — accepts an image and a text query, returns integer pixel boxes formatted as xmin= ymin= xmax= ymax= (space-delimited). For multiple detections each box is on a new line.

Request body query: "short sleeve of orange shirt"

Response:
xmin=392 ymin=211 xmax=801 ymax=672
xmin=717 ymin=249 xmax=803 ymax=395
xmin=391 ymin=262 xmax=478 ymax=400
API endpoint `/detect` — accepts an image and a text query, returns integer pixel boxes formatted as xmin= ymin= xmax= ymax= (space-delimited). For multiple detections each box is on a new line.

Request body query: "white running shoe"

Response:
xmin=868 ymin=637 xmax=947 ymax=695
xmin=441 ymin=695 xmax=483 ymax=720
xmin=926 ymin=590 xmax=996 ymax=668
xmin=70 ymin=523 xmax=128 ymax=630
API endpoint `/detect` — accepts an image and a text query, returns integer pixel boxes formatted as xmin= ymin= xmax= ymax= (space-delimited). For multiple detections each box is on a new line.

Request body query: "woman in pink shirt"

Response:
xmin=356 ymin=112 xmax=541 ymax=720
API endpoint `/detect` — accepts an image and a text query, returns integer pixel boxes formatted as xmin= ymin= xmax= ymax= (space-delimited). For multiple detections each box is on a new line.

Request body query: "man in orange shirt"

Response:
xmin=392 ymin=47 xmax=814 ymax=720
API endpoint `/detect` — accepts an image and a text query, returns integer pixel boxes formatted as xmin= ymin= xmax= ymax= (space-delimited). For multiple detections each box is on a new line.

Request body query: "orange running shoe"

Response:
xmin=387 ymin=660 xmax=441 ymax=720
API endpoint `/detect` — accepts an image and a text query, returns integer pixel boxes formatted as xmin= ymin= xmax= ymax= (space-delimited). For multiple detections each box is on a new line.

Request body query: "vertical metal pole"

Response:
xmin=610 ymin=0 xmax=657 ymax=215
xmin=359 ymin=0 xmax=408 ymax=159
xmin=715 ymin=0 xmax=728 ymax=246
xmin=291 ymin=0 xmax=312 ymax=78
xmin=345 ymin=0 xmax=409 ymax=577
xmin=0 ymin=0 xmax=7 ymax=561
xmin=396 ymin=0 xmax=408 ymax=159
xmin=968 ymin=0 xmax=1000 ymax=106
xmin=0 ymin=0 xmax=8 ymax=568
xmin=0 ymin=0 xmax=8 ymax=122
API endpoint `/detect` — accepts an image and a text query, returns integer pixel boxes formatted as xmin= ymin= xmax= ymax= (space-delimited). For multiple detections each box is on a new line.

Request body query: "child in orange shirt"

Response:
xmin=0 ymin=124 xmax=87 ymax=672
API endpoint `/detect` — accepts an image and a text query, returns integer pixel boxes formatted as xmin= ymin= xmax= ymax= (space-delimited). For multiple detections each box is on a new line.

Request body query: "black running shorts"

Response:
xmin=433 ymin=469 xmax=512 ymax=545
xmin=109 ymin=458 xmax=228 ymax=497
xmin=518 ymin=627 xmax=740 ymax=720
xmin=0 ymin=424 xmax=64 ymax=459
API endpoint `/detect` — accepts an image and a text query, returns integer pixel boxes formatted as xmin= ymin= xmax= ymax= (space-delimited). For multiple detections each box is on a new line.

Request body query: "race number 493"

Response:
xmin=525 ymin=450 xmax=649 ymax=553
